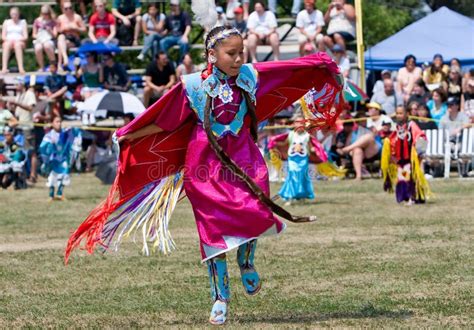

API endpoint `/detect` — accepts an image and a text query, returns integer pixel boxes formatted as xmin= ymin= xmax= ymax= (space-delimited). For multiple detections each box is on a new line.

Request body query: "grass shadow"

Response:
xmin=234 ymin=304 xmax=414 ymax=324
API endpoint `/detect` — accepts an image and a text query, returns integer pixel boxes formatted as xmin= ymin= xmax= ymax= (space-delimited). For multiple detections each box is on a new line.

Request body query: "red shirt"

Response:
xmin=89 ymin=12 xmax=115 ymax=39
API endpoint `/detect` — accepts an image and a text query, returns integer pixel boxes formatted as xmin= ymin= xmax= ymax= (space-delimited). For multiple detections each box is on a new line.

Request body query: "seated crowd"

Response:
xmin=0 ymin=1 xmax=472 ymax=189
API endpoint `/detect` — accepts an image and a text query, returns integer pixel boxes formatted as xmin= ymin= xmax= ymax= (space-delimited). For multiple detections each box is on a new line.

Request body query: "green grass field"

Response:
xmin=1 ymin=174 xmax=473 ymax=327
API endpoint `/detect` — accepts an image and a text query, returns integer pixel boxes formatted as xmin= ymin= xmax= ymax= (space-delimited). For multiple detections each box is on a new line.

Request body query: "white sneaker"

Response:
xmin=82 ymin=113 xmax=89 ymax=126
xmin=136 ymin=53 xmax=144 ymax=61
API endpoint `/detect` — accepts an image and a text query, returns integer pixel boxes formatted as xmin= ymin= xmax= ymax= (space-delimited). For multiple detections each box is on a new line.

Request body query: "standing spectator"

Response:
xmin=461 ymin=78 xmax=474 ymax=123
xmin=440 ymin=97 xmax=470 ymax=140
xmin=57 ymin=2 xmax=87 ymax=70
xmin=323 ymin=0 xmax=356 ymax=50
xmin=423 ymin=54 xmax=449 ymax=87
xmin=137 ymin=3 xmax=166 ymax=61
xmin=159 ymin=0 xmax=192 ymax=62
xmin=111 ymin=0 xmax=142 ymax=46
xmin=414 ymin=104 xmax=438 ymax=130
xmin=175 ymin=53 xmax=197 ymax=80
xmin=78 ymin=52 xmax=103 ymax=100
xmin=426 ymin=87 xmax=447 ymax=125
xmin=332 ymin=44 xmax=349 ymax=78
xmin=1 ymin=7 xmax=28 ymax=74
xmin=372 ymin=70 xmax=391 ymax=95
xmin=296 ymin=0 xmax=325 ymax=55
xmin=397 ymin=54 xmax=422 ymax=102
xmin=32 ymin=5 xmax=58 ymax=72
xmin=370 ymin=78 xmax=403 ymax=116
xmin=86 ymin=0 xmax=118 ymax=45
xmin=247 ymin=1 xmax=280 ymax=63
xmin=45 ymin=62 xmax=68 ymax=117
xmin=143 ymin=52 xmax=176 ymax=107
xmin=407 ymin=78 xmax=430 ymax=106
xmin=443 ymin=66 xmax=463 ymax=101
xmin=103 ymin=54 xmax=130 ymax=92
xmin=232 ymin=6 xmax=248 ymax=63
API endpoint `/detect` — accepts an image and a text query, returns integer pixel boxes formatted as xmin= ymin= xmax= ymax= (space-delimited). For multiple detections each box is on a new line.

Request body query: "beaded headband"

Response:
xmin=206 ymin=28 xmax=241 ymax=50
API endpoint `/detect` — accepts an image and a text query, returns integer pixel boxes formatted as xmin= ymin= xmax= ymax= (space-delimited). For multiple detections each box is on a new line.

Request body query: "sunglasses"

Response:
xmin=64 ymin=6 xmax=72 ymax=10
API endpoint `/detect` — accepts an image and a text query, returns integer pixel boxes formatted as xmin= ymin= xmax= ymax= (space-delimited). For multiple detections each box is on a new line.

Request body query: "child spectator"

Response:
xmin=0 ymin=98 xmax=18 ymax=134
xmin=247 ymin=1 xmax=280 ymax=63
xmin=33 ymin=5 xmax=58 ymax=72
xmin=86 ymin=0 xmax=118 ymax=45
xmin=296 ymin=0 xmax=325 ymax=55
xmin=57 ymin=2 xmax=87 ymax=70
xmin=1 ymin=7 xmax=28 ymax=74
xmin=159 ymin=0 xmax=191 ymax=62
xmin=111 ymin=0 xmax=142 ymax=46
xmin=137 ymin=3 xmax=166 ymax=61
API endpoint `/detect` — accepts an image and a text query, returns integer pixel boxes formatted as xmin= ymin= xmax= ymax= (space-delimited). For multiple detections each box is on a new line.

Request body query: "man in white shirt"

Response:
xmin=296 ymin=0 xmax=325 ymax=55
xmin=246 ymin=1 xmax=280 ymax=63
xmin=370 ymin=78 xmax=403 ymax=116
xmin=440 ymin=97 xmax=470 ymax=139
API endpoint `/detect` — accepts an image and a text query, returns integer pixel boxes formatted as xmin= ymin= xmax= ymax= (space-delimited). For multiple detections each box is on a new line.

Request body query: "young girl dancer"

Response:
xmin=381 ymin=106 xmax=431 ymax=204
xmin=40 ymin=116 xmax=81 ymax=200
xmin=65 ymin=10 xmax=343 ymax=325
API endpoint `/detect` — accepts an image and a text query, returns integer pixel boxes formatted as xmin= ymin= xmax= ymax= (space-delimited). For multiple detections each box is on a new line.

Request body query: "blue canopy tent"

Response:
xmin=365 ymin=7 xmax=474 ymax=70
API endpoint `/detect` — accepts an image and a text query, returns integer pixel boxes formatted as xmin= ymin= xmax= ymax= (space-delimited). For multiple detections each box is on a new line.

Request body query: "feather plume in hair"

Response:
xmin=191 ymin=0 xmax=218 ymax=30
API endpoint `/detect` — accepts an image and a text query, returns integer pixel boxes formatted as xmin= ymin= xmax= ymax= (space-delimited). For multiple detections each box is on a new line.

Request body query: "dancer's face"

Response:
xmin=395 ymin=107 xmax=408 ymax=124
xmin=210 ymin=35 xmax=244 ymax=77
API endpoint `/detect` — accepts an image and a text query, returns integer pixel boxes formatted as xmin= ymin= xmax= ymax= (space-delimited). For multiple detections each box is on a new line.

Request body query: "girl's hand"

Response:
xmin=117 ymin=133 xmax=135 ymax=143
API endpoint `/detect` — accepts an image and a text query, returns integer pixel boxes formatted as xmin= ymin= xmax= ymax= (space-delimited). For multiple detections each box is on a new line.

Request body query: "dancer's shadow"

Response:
xmin=235 ymin=304 xmax=413 ymax=324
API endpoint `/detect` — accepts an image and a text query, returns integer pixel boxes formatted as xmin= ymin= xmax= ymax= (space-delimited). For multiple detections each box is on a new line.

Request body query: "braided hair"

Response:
xmin=201 ymin=26 xmax=314 ymax=223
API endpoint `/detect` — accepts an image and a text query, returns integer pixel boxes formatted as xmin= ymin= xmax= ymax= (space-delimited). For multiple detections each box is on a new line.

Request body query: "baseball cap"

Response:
xmin=381 ymin=69 xmax=391 ymax=76
xmin=216 ymin=6 xmax=224 ymax=14
xmin=234 ymin=6 xmax=243 ymax=14
xmin=170 ymin=0 xmax=180 ymax=6
xmin=447 ymin=96 xmax=460 ymax=105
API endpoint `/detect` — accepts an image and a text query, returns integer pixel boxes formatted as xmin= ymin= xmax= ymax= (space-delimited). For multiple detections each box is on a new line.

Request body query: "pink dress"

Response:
xmin=153 ymin=74 xmax=284 ymax=261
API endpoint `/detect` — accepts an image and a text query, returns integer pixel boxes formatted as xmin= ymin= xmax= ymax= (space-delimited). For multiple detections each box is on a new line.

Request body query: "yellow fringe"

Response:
xmin=410 ymin=146 xmax=433 ymax=201
xmin=381 ymin=138 xmax=397 ymax=193
xmin=316 ymin=162 xmax=347 ymax=178
xmin=117 ymin=171 xmax=184 ymax=255
xmin=300 ymin=96 xmax=312 ymax=120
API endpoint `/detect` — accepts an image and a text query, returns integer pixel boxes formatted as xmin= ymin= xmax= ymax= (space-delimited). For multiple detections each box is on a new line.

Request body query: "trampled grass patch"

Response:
xmin=1 ymin=174 xmax=473 ymax=327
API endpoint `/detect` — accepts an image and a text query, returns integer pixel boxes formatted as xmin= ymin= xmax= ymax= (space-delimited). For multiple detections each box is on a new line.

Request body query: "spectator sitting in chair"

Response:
xmin=440 ymin=97 xmax=470 ymax=141
xmin=323 ymin=0 xmax=355 ymax=51
xmin=335 ymin=115 xmax=382 ymax=181
xmin=372 ymin=70 xmax=391 ymax=95
xmin=159 ymin=0 xmax=191 ymax=62
xmin=175 ymin=53 xmax=197 ymax=80
xmin=366 ymin=102 xmax=394 ymax=136
xmin=111 ymin=0 xmax=142 ymax=46
xmin=296 ymin=0 xmax=325 ymax=55
xmin=85 ymin=0 xmax=119 ymax=45
xmin=44 ymin=62 xmax=68 ymax=117
xmin=407 ymin=78 xmax=430 ymax=106
xmin=103 ymin=54 xmax=131 ymax=92
xmin=247 ymin=1 xmax=280 ymax=63
xmin=397 ymin=54 xmax=422 ymax=103
xmin=423 ymin=54 xmax=449 ymax=88
xmin=426 ymin=87 xmax=447 ymax=126
xmin=370 ymin=78 xmax=403 ymax=117
xmin=143 ymin=52 xmax=176 ymax=107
